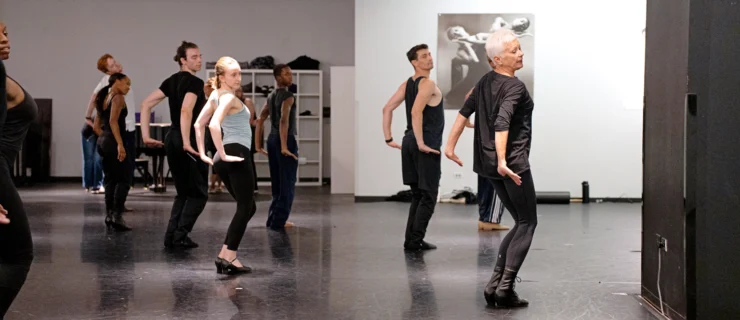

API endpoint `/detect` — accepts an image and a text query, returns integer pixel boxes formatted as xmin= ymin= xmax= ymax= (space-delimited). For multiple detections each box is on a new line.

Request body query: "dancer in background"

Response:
xmin=0 ymin=21 xmax=38 ymax=316
xmin=92 ymin=73 xmax=133 ymax=231
xmin=381 ymin=44 xmax=444 ymax=251
xmin=445 ymin=29 xmax=535 ymax=308
xmin=255 ymin=64 xmax=298 ymax=230
xmin=140 ymin=41 xmax=208 ymax=249
xmin=195 ymin=56 xmax=254 ymax=274
xmin=82 ymin=54 xmax=123 ymax=194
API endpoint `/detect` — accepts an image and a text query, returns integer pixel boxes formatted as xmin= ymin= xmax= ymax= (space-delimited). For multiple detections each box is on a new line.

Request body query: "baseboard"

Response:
xmin=50 ymin=176 xmax=332 ymax=185
xmin=640 ymin=287 xmax=685 ymax=320
xmin=357 ymin=195 xmax=643 ymax=204
xmin=592 ymin=197 xmax=642 ymax=203
xmin=354 ymin=196 xmax=387 ymax=203
xmin=48 ymin=176 xmax=175 ymax=183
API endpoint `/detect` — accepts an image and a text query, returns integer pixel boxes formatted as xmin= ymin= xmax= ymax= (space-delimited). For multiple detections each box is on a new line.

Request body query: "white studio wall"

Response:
xmin=355 ymin=0 xmax=646 ymax=198
xmin=330 ymin=67 xmax=356 ymax=194
xmin=0 ymin=0 xmax=354 ymax=178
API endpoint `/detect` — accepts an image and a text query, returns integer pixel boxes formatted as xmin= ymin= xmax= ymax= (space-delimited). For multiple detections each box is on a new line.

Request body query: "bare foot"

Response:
xmin=229 ymin=258 xmax=244 ymax=268
xmin=284 ymin=221 xmax=295 ymax=228
xmin=478 ymin=221 xmax=510 ymax=231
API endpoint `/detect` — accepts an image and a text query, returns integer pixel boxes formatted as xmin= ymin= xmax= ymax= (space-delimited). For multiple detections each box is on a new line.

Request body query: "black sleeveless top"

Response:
xmin=0 ymin=77 xmax=39 ymax=166
xmin=99 ymin=94 xmax=128 ymax=136
xmin=404 ymin=76 xmax=445 ymax=149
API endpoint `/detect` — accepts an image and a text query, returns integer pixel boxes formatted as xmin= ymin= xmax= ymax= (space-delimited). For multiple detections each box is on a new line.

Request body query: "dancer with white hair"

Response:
xmin=445 ymin=28 xmax=535 ymax=308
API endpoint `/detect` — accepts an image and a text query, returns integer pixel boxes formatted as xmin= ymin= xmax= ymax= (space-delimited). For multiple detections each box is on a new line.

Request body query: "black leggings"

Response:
xmin=0 ymin=159 xmax=33 ymax=317
xmin=97 ymin=135 xmax=133 ymax=213
xmin=213 ymin=143 xmax=257 ymax=251
xmin=490 ymin=170 xmax=538 ymax=272
xmin=405 ymin=184 xmax=438 ymax=245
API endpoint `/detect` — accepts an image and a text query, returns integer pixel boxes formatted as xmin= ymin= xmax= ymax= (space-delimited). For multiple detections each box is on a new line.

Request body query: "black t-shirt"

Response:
xmin=459 ymin=71 xmax=534 ymax=179
xmin=158 ymin=71 xmax=206 ymax=132
xmin=267 ymin=88 xmax=296 ymax=136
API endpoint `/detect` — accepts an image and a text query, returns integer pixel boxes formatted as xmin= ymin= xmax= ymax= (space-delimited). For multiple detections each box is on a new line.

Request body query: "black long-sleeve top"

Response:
xmin=459 ymin=71 xmax=534 ymax=179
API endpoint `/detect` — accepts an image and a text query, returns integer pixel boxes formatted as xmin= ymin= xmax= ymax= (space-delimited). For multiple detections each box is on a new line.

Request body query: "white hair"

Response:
xmin=485 ymin=28 xmax=518 ymax=67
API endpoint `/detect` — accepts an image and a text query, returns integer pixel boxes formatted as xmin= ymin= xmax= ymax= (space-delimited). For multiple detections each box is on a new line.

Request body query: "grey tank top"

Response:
xmin=221 ymin=99 xmax=252 ymax=150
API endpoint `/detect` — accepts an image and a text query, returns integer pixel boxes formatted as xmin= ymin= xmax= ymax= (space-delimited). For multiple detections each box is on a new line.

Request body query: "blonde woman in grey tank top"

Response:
xmin=194 ymin=56 xmax=256 ymax=275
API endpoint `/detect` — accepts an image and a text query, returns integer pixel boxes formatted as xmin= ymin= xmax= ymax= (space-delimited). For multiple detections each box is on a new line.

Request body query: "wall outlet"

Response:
xmin=453 ymin=172 xmax=463 ymax=179
xmin=656 ymin=234 xmax=668 ymax=252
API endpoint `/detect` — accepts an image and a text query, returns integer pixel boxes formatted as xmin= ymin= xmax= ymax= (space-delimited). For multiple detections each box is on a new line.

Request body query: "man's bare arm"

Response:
xmin=279 ymin=97 xmax=297 ymax=159
xmin=180 ymin=92 xmax=198 ymax=154
xmin=410 ymin=79 xmax=438 ymax=153
xmin=139 ymin=89 xmax=166 ymax=147
xmin=382 ymin=81 xmax=407 ymax=148
xmin=254 ymin=104 xmax=270 ymax=154
xmin=85 ymin=93 xmax=97 ymax=126
xmin=464 ymin=88 xmax=475 ymax=128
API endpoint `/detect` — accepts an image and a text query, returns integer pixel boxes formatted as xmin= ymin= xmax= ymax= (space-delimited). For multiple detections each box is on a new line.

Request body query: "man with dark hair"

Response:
xmin=254 ymin=64 xmax=298 ymax=230
xmin=140 ymin=41 xmax=208 ymax=249
xmin=382 ymin=44 xmax=445 ymax=251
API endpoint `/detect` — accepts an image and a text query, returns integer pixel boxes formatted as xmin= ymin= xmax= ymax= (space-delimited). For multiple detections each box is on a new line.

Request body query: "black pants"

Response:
xmin=213 ymin=144 xmax=257 ymax=251
xmin=0 ymin=158 xmax=33 ymax=317
xmin=490 ymin=170 xmax=538 ymax=272
xmin=250 ymin=125 xmax=258 ymax=190
xmin=164 ymin=131 xmax=209 ymax=243
xmin=401 ymin=133 xmax=440 ymax=246
xmin=266 ymin=134 xmax=298 ymax=230
xmin=97 ymin=134 xmax=133 ymax=213
xmin=404 ymin=185 xmax=438 ymax=246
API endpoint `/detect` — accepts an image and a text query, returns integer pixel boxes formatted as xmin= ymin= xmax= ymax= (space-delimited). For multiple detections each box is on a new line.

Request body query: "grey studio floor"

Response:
xmin=5 ymin=183 xmax=660 ymax=320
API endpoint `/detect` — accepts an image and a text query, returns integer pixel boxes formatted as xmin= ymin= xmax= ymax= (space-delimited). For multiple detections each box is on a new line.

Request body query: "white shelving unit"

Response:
xmin=204 ymin=68 xmax=323 ymax=187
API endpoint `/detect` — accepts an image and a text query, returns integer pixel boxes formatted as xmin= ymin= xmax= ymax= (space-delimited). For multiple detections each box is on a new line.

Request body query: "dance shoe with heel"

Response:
xmin=493 ymin=269 xmax=529 ymax=308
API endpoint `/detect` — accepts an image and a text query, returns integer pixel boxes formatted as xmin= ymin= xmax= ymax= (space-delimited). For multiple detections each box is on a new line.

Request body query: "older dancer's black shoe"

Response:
xmin=493 ymin=269 xmax=529 ymax=308
xmin=483 ymin=266 xmax=503 ymax=306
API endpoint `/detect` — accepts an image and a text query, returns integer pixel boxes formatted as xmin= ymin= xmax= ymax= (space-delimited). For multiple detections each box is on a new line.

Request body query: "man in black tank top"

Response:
xmin=381 ymin=44 xmax=445 ymax=251
xmin=140 ymin=41 xmax=208 ymax=249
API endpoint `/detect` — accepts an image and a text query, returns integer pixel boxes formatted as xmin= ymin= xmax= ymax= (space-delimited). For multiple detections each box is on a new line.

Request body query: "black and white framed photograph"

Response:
xmin=437 ymin=13 xmax=535 ymax=109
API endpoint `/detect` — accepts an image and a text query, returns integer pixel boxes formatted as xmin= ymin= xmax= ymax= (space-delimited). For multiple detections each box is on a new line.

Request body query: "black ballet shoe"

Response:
xmin=104 ymin=210 xmax=114 ymax=230
xmin=221 ymin=258 xmax=252 ymax=275
xmin=420 ymin=241 xmax=437 ymax=250
xmin=215 ymin=258 xmax=226 ymax=274
xmin=494 ymin=269 xmax=529 ymax=308
xmin=174 ymin=237 xmax=199 ymax=249
xmin=111 ymin=212 xmax=132 ymax=231
xmin=483 ymin=266 xmax=504 ymax=306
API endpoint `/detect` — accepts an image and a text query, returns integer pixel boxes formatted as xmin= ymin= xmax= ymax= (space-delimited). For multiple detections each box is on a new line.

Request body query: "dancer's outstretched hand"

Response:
xmin=497 ymin=164 xmax=522 ymax=186
xmin=143 ymin=137 xmax=164 ymax=148
xmin=418 ymin=143 xmax=440 ymax=155
xmin=222 ymin=155 xmax=244 ymax=162
xmin=183 ymin=145 xmax=199 ymax=156
xmin=281 ymin=149 xmax=298 ymax=160
xmin=0 ymin=204 xmax=9 ymax=225
xmin=445 ymin=148 xmax=463 ymax=166
xmin=200 ymin=154 xmax=214 ymax=165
